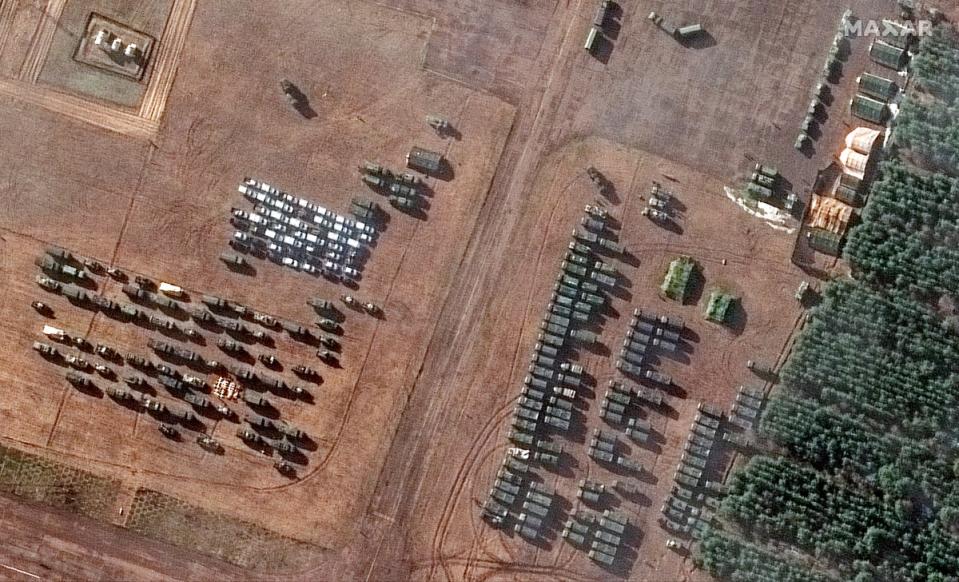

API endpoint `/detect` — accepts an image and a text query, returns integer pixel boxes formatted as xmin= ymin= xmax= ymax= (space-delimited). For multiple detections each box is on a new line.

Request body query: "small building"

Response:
xmin=406 ymin=147 xmax=443 ymax=173
xmin=850 ymin=94 xmax=887 ymax=124
xmin=869 ymin=40 xmax=906 ymax=70
xmin=856 ymin=73 xmax=897 ymax=101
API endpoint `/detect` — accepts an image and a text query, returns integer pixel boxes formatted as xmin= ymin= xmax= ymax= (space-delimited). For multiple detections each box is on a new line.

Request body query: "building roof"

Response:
xmin=869 ymin=40 xmax=906 ymax=69
xmin=809 ymin=194 xmax=853 ymax=235
xmin=857 ymin=73 xmax=896 ymax=101
xmin=844 ymin=127 xmax=881 ymax=155
xmin=407 ymin=147 xmax=443 ymax=171
xmin=850 ymin=94 xmax=887 ymax=124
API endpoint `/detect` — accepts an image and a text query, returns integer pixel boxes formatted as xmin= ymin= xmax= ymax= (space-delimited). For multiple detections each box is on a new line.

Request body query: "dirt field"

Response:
xmin=0 ymin=0 xmax=514 ymax=558
xmin=0 ymin=0 xmax=934 ymax=580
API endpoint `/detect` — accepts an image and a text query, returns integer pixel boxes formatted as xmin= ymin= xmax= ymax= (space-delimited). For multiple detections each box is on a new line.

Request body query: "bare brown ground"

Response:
xmin=0 ymin=0 xmax=944 ymax=580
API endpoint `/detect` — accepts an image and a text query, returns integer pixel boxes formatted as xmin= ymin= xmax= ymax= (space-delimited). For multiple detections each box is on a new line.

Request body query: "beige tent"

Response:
xmin=844 ymin=127 xmax=881 ymax=155
xmin=839 ymin=148 xmax=869 ymax=180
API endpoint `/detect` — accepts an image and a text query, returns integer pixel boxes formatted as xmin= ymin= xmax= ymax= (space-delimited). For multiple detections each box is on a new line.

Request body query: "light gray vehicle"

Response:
xmin=509 ymin=429 xmax=535 ymax=446
xmin=532 ymin=354 xmax=555 ymax=368
xmin=545 ymin=406 xmax=571 ymax=421
xmin=569 ymin=329 xmax=598 ymax=344
xmin=548 ymin=396 xmax=572 ymax=410
xmin=602 ymin=400 xmax=627 ymax=415
xmin=514 ymin=522 xmax=539 ymax=539
xmin=591 ymin=271 xmax=617 ymax=287
xmin=554 ymin=283 xmax=579 ymax=299
xmin=512 ymin=418 xmax=538 ymax=433
xmin=544 ymin=415 xmax=570 ymax=431
xmin=220 ymin=252 xmax=248 ymax=268
xmin=489 ymin=488 xmax=515 ymax=506
xmin=573 ymin=229 xmax=599 ymax=243
xmin=655 ymin=328 xmax=682 ymax=343
xmin=597 ymin=237 xmax=625 ymax=254
xmin=524 ymin=375 xmax=548 ymax=390
xmin=605 ymin=390 xmax=630 ymax=406
xmin=682 ymin=453 xmax=708 ymax=469
xmin=685 ymin=440 xmax=712 ymax=457
xmin=628 ymin=417 xmax=651 ymax=432
xmin=559 ymin=362 xmax=583 ymax=374
xmin=580 ymin=216 xmax=607 ymax=233
xmin=62 ymin=285 xmax=90 ymax=302
xmin=540 ymin=321 xmax=567 ymax=336
xmin=593 ymin=260 xmax=617 ymax=275
xmin=534 ymin=342 xmax=559 ymax=358
xmin=644 ymin=369 xmax=672 ymax=385
xmin=537 ymin=332 xmax=565 ymax=347
xmin=590 ymin=437 xmax=615 ymax=454
xmin=580 ymin=292 xmax=605 ymax=306
xmin=562 ymin=261 xmax=588 ymax=278
xmin=695 ymin=412 xmax=720 ymax=429
xmin=545 ymin=313 xmax=571 ymax=328
xmin=495 ymin=480 xmax=521 ymax=496
xmin=522 ymin=385 xmax=546 ymax=400
xmin=556 ymin=373 xmax=581 ymax=388
xmin=569 ymin=241 xmax=591 ymax=255
xmin=36 ymin=255 xmax=87 ymax=281
xmin=619 ymin=349 xmax=645 ymax=366
xmin=565 ymin=251 xmax=590 ymax=266
xmin=589 ymin=447 xmax=615 ymax=463
xmin=518 ymin=397 xmax=544 ymax=412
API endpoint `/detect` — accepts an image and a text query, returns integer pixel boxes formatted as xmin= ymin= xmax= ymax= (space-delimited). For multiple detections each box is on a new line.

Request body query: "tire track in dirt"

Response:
xmin=0 ymin=0 xmax=19 ymax=57
xmin=139 ymin=0 xmax=196 ymax=122
xmin=0 ymin=79 xmax=158 ymax=138
xmin=427 ymin=399 xmax=516 ymax=580
xmin=17 ymin=0 xmax=66 ymax=82
xmin=430 ymin=156 xmax=585 ymax=581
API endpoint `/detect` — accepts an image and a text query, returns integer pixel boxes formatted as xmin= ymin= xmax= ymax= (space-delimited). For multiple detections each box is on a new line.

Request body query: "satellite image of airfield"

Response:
xmin=1 ymin=1 xmax=959 ymax=580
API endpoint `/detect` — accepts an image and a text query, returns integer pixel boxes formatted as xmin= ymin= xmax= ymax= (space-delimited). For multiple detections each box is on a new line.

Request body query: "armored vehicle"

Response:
xmin=32 ymin=341 xmax=59 ymax=358
xmin=122 ymin=284 xmax=153 ymax=302
xmin=36 ymin=275 xmax=62 ymax=291
xmin=66 ymin=371 xmax=91 ymax=387
xmin=159 ymin=424 xmax=179 ymax=439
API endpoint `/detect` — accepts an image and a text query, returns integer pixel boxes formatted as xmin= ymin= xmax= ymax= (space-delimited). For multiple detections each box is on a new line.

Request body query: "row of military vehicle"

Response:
xmin=39 ymin=277 xmax=341 ymax=374
xmin=562 ymin=508 xmax=631 ymax=566
xmin=36 ymin=250 xmax=333 ymax=339
xmin=659 ymin=409 xmax=727 ymax=538
xmin=587 ymin=428 xmax=643 ymax=472
xmin=482 ymin=454 xmax=558 ymax=540
xmin=728 ymin=383 xmax=763 ymax=430
xmin=615 ymin=307 xmax=685 ymax=385
xmin=45 ymin=340 xmax=311 ymax=468
xmin=485 ymin=207 xmax=626 ymax=538
xmin=358 ymin=161 xmax=423 ymax=212
xmin=34 ymin=331 xmax=302 ymax=414
xmin=521 ymin=206 xmax=632 ymax=434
